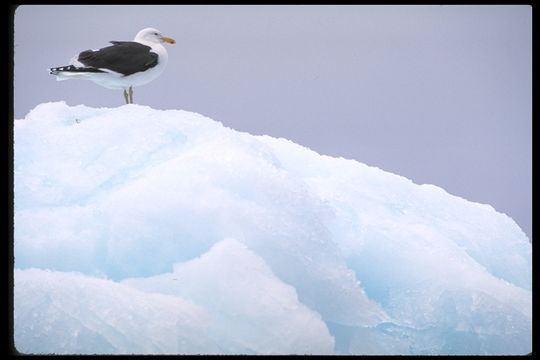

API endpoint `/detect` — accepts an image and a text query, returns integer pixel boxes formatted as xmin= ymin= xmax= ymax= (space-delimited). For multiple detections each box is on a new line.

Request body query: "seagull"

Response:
xmin=49 ymin=28 xmax=176 ymax=104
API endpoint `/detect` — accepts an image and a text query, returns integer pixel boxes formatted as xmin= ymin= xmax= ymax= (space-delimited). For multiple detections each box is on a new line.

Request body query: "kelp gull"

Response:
xmin=49 ymin=28 xmax=175 ymax=104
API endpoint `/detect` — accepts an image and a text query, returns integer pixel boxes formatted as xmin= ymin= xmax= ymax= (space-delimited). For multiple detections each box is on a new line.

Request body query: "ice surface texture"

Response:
xmin=14 ymin=102 xmax=531 ymax=354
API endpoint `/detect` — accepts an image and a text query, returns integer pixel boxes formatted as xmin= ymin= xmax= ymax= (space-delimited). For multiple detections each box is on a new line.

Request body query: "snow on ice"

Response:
xmin=13 ymin=102 xmax=532 ymax=354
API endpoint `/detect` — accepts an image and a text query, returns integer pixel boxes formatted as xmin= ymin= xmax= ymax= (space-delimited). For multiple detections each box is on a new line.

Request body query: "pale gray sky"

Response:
xmin=14 ymin=5 xmax=532 ymax=240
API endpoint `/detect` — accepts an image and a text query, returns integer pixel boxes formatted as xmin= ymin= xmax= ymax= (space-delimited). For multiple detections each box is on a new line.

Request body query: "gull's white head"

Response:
xmin=134 ymin=27 xmax=176 ymax=45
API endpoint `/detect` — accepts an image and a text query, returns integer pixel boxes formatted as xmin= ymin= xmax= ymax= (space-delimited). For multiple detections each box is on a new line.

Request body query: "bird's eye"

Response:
xmin=154 ymin=32 xmax=158 ymax=35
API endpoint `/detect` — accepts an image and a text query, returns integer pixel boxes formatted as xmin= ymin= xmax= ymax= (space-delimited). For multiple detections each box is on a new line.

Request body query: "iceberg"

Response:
xmin=13 ymin=102 xmax=532 ymax=354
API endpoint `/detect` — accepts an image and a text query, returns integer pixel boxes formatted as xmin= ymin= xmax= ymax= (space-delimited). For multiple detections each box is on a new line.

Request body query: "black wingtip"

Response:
xmin=49 ymin=65 xmax=107 ymax=74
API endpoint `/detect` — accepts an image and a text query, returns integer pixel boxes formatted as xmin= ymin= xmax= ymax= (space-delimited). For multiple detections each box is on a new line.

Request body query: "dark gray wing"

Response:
xmin=77 ymin=41 xmax=159 ymax=76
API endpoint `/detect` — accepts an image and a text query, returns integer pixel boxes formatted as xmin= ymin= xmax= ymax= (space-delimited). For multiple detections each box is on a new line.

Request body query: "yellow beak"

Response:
xmin=161 ymin=36 xmax=176 ymax=44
